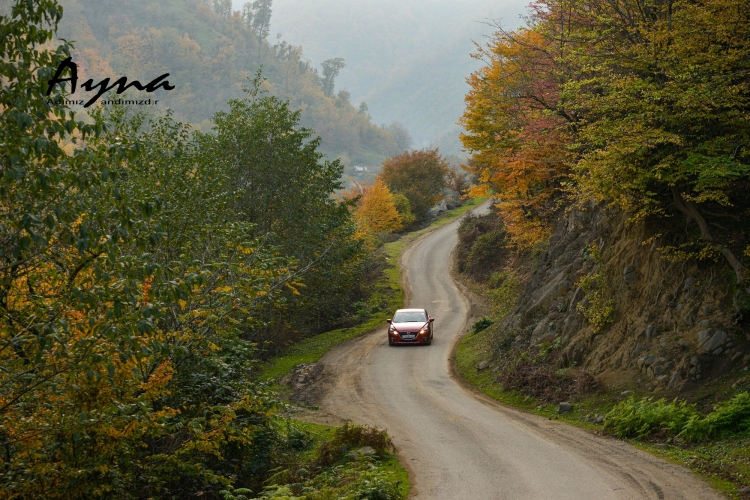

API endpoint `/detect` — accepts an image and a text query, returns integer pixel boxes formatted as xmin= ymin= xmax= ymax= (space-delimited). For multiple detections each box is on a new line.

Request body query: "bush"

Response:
xmin=501 ymin=360 xmax=599 ymax=402
xmin=603 ymin=397 xmax=697 ymax=439
xmin=681 ymin=392 xmax=750 ymax=441
xmin=316 ymin=423 xmax=394 ymax=466
xmin=472 ymin=317 xmax=494 ymax=334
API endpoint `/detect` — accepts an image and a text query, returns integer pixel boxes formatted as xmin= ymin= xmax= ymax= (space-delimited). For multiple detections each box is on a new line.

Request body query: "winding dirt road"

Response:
xmin=310 ymin=204 xmax=721 ymax=499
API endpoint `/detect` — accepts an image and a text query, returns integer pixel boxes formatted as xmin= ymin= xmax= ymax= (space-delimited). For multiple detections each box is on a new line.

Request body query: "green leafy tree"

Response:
xmin=379 ymin=148 xmax=449 ymax=223
xmin=208 ymin=75 xmax=364 ymax=342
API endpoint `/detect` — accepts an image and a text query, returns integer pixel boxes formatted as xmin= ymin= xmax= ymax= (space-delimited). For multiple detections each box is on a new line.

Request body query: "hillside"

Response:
xmin=54 ymin=0 xmax=401 ymax=166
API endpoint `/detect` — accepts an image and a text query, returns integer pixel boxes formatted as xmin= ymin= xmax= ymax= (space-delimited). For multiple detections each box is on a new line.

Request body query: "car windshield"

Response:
xmin=393 ymin=311 xmax=427 ymax=323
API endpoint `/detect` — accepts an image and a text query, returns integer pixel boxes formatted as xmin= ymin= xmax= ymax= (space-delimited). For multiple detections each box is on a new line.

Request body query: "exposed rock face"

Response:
xmin=487 ymin=202 xmax=747 ymax=394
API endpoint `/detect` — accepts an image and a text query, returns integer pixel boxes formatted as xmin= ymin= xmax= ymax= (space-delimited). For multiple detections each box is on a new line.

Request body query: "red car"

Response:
xmin=387 ymin=308 xmax=434 ymax=345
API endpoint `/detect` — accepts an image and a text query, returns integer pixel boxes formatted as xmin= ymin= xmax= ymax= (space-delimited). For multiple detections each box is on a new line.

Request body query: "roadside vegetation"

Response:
xmin=455 ymin=209 xmax=750 ymax=496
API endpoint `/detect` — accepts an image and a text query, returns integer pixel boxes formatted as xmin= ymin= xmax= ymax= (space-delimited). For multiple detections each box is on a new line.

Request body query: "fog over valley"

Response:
xmin=235 ymin=0 xmax=528 ymax=156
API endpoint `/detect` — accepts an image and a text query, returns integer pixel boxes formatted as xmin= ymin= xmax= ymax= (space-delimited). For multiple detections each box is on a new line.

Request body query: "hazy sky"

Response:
xmin=232 ymin=0 xmax=529 ymax=154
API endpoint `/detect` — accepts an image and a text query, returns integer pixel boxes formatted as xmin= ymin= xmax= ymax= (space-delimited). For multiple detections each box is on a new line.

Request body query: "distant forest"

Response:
xmin=52 ymin=0 xmax=404 ymax=166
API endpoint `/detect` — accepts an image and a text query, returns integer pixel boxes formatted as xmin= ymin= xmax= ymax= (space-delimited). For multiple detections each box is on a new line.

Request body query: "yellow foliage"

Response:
xmin=357 ymin=178 xmax=403 ymax=234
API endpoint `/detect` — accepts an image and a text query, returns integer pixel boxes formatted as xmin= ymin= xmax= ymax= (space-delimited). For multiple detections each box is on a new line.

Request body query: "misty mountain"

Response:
xmin=252 ymin=0 xmax=528 ymax=155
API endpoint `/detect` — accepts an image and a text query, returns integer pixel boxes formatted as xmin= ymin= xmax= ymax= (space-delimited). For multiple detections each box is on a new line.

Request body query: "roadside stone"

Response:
xmin=656 ymin=375 xmax=668 ymax=382
xmin=683 ymin=313 xmax=695 ymax=326
xmin=595 ymin=415 xmax=605 ymax=424
xmin=702 ymin=304 xmax=713 ymax=315
xmin=643 ymin=355 xmax=657 ymax=365
xmin=623 ymin=265 xmax=635 ymax=275
xmin=624 ymin=271 xmax=637 ymax=283
xmin=653 ymin=443 xmax=669 ymax=450
xmin=621 ymin=390 xmax=632 ymax=396
xmin=698 ymin=329 xmax=713 ymax=344
xmin=702 ymin=330 xmax=728 ymax=352
xmin=713 ymin=347 xmax=723 ymax=356
xmin=359 ymin=446 xmax=376 ymax=457
xmin=668 ymin=372 xmax=683 ymax=389
xmin=652 ymin=364 xmax=667 ymax=376
xmin=645 ymin=325 xmax=656 ymax=339
xmin=477 ymin=361 xmax=489 ymax=371
xmin=557 ymin=402 xmax=573 ymax=414
xmin=634 ymin=344 xmax=647 ymax=354
xmin=531 ymin=319 xmax=549 ymax=342
xmin=698 ymin=319 xmax=711 ymax=329
xmin=557 ymin=280 xmax=572 ymax=296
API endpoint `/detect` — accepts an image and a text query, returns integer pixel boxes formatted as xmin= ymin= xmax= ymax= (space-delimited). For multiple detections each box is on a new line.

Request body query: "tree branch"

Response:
xmin=671 ymin=186 xmax=746 ymax=285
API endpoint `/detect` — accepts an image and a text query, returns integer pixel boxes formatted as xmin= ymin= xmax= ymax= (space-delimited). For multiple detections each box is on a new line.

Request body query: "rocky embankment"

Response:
xmin=481 ymin=203 xmax=749 ymax=394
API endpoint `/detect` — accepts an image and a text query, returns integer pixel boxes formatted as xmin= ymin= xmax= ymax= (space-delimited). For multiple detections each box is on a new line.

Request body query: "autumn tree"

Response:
xmin=356 ymin=178 xmax=404 ymax=234
xmin=554 ymin=0 xmax=750 ymax=289
xmin=379 ymin=148 xmax=449 ymax=223
xmin=0 ymin=1 xmax=364 ymax=496
xmin=460 ymin=25 xmax=572 ymax=248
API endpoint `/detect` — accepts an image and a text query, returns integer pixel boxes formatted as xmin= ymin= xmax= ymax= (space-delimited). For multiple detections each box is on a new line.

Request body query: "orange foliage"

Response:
xmin=460 ymin=29 xmax=571 ymax=248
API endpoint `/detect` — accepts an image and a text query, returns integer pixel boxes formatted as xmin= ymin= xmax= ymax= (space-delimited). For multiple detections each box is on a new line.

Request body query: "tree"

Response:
xmin=392 ymin=193 xmax=416 ymax=227
xmin=553 ymin=0 xmax=750 ymax=288
xmin=243 ymin=0 xmax=273 ymax=39
xmin=460 ymin=26 xmax=571 ymax=248
xmin=209 ymin=75 xmax=364 ymax=342
xmin=321 ymin=57 xmax=346 ymax=97
xmin=380 ymin=148 xmax=449 ymax=222
xmin=356 ymin=178 xmax=404 ymax=234
xmin=0 ymin=1 xmax=296 ymax=495
xmin=386 ymin=121 xmax=413 ymax=152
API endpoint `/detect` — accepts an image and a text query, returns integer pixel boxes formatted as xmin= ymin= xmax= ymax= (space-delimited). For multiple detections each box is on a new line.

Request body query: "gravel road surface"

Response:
xmin=310 ymin=203 xmax=721 ymax=499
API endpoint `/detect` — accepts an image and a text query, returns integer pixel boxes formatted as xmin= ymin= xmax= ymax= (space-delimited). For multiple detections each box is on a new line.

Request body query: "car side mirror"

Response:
xmin=429 ymin=318 xmax=434 ymax=322
xmin=386 ymin=319 xmax=392 ymax=323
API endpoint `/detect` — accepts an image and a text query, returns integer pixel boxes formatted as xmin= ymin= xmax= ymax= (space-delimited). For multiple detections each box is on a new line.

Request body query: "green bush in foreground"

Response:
xmin=604 ymin=393 xmax=750 ymax=442
xmin=604 ymin=397 xmax=697 ymax=439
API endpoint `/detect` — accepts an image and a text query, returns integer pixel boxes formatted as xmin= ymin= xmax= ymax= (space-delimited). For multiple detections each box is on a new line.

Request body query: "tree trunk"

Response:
xmin=671 ymin=186 xmax=746 ymax=286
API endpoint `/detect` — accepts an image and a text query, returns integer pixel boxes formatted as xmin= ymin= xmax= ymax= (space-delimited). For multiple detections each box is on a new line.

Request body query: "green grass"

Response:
xmin=259 ymin=197 xmax=486 ymax=381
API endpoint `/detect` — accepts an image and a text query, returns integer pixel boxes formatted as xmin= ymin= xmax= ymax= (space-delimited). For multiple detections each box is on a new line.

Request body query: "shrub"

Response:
xmin=603 ymin=397 xmax=697 ymax=439
xmin=316 ymin=423 xmax=394 ymax=466
xmin=472 ymin=317 xmax=494 ymax=334
xmin=681 ymin=392 xmax=750 ymax=441
xmin=501 ymin=360 xmax=599 ymax=402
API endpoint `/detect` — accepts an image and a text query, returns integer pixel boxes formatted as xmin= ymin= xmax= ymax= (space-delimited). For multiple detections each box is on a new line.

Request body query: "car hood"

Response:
xmin=392 ymin=322 xmax=427 ymax=333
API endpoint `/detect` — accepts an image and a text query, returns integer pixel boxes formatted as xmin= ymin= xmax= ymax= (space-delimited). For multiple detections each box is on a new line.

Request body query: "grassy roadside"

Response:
xmin=259 ymin=197 xmax=485 ymax=381
xmin=455 ymin=315 xmax=749 ymax=498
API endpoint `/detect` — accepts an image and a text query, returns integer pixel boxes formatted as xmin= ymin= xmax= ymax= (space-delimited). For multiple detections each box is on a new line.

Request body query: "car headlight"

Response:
xmin=390 ymin=326 xmax=398 ymax=335
xmin=419 ymin=326 xmax=428 ymax=334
